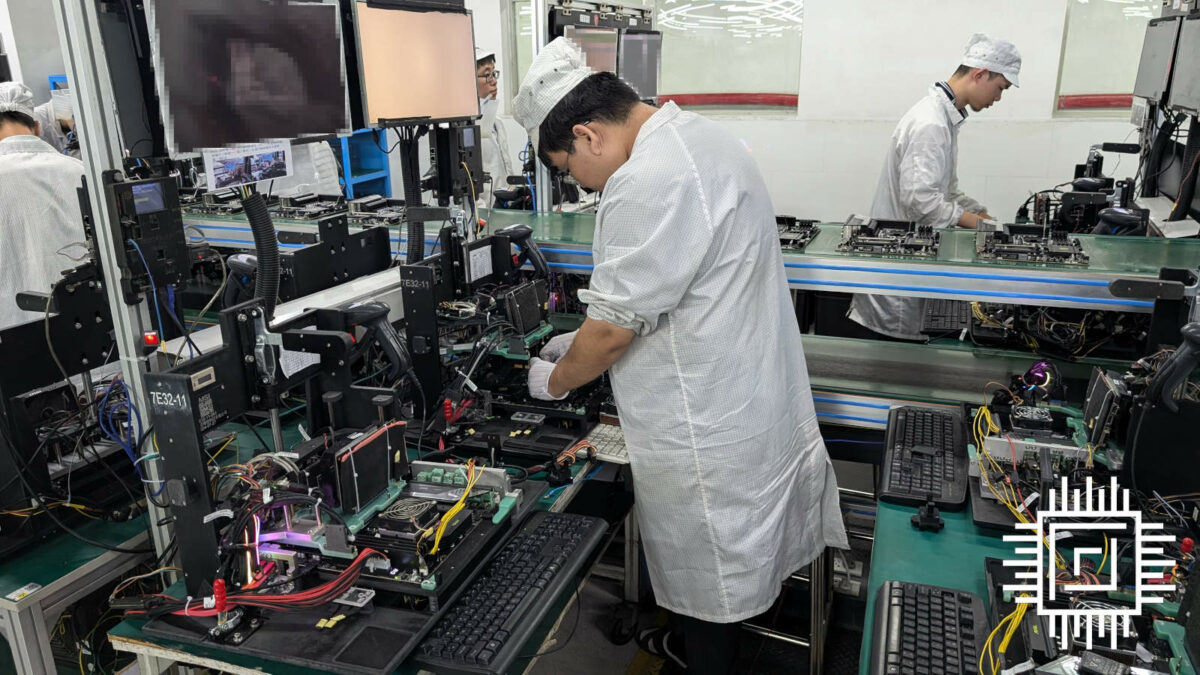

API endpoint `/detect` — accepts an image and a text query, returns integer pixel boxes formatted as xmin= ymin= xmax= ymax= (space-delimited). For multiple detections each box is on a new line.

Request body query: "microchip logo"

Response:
xmin=1002 ymin=476 xmax=1175 ymax=650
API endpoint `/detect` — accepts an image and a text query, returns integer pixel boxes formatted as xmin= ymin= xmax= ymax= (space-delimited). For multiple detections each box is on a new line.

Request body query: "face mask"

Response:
xmin=479 ymin=97 xmax=499 ymax=137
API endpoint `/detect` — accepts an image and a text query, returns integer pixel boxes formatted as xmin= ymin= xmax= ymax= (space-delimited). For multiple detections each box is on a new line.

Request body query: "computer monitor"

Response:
xmin=353 ymin=4 xmax=479 ymax=125
xmin=564 ymin=26 xmax=618 ymax=73
xmin=1168 ymin=14 xmax=1200 ymax=113
xmin=618 ymin=31 xmax=661 ymax=100
xmin=1132 ymin=16 xmax=1181 ymax=103
xmin=150 ymin=0 xmax=350 ymax=154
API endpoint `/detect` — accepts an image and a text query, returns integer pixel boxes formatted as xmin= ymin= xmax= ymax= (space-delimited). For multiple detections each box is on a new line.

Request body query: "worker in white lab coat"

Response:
xmin=849 ymin=34 xmax=1021 ymax=341
xmin=0 ymin=82 xmax=87 ymax=330
xmin=476 ymin=48 xmax=513 ymax=208
xmin=33 ymin=88 xmax=77 ymax=157
xmin=513 ymin=38 xmax=847 ymax=674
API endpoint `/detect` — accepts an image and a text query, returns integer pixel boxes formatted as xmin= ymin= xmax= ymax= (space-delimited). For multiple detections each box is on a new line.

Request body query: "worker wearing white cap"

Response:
xmin=513 ymin=37 xmax=847 ymax=674
xmin=475 ymin=47 xmax=513 ymax=207
xmin=33 ymin=88 xmax=78 ymax=157
xmin=0 ymin=82 xmax=88 ymax=329
xmin=850 ymin=33 xmax=1021 ymax=341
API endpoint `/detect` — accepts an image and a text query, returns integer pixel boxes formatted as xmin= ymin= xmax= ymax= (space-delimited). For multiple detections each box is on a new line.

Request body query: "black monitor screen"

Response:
xmin=619 ymin=31 xmax=661 ymax=100
xmin=1168 ymin=15 xmax=1200 ymax=113
xmin=131 ymin=183 xmax=165 ymax=214
xmin=151 ymin=0 xmax=349 ymax=153
xmin=1133 ymin=17 xmax=1181 ymax=103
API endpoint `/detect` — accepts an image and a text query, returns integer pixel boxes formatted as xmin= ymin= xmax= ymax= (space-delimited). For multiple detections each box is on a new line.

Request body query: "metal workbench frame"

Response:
xmin=0 ymin=530 xmax=151 ymax=675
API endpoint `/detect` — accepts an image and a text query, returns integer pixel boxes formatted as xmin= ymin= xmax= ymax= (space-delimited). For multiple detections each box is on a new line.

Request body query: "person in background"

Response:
xmin=33 ymin=87 xmax=78 ymax=157
xmin=849 ymin=33 xmax=1020 ymax=341
xmin=0 ymin=82 xmax=88 ymax=329
xmin=513 ymin=38 xmax=847 ymax=674
xmin=476 ymin=48 xmax=513 ymax=208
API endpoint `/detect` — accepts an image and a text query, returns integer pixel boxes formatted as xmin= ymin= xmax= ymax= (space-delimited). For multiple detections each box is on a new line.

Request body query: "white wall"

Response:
xmin=759 ymin=0 xmax=1136 ymax=221
xmin=482 ymin=0 xmax=1141 ymax=219
xmin=3 ymin=0 xmax=65 ymax=102
xmin=0 ymin=0 xmax=22 ymax=85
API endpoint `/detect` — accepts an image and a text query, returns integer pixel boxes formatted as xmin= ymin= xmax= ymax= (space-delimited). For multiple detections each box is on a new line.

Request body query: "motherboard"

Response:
xmin=837 ymin=218 xmax=940 ymax=257
xmin=976 ymin=224 xmax=1089 ymax=266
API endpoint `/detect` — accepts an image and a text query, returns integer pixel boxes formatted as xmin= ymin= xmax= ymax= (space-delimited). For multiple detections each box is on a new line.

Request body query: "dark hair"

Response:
xmin=0 ymin=110 xmax=36 ymax=131
xmin=537 ymin=71 xmax=641 ymax=166
xmin=476 ymin=54 xmax=496 ymax=68
xmin=952 ymin=64 xmax=1006 ymax=80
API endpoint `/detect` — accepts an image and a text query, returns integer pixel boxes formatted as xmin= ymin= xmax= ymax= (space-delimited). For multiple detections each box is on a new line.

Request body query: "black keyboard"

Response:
xmin=414 ymin=511 xmax=608 ymax=675
xmin=878 ymin=407 xmax=967 ymax=509
xmin=921 ymin=299 xmax=971 ymax=334
xmin=870 ymin=581 xmax=988 ymax=675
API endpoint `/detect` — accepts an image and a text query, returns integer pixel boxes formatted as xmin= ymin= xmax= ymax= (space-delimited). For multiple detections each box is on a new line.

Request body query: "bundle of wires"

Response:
xmin=980 ymin=596 xmax=1031 ymax=675
xmin=421 ymin=460 xmax=481 ymax=555
xmin=97 ymin=377 xmax=148 ymax=487
xmin=125 ymin=548 xmax=384 ymax=619
xmin=972 ymin=391 xmax=1067 ymax=571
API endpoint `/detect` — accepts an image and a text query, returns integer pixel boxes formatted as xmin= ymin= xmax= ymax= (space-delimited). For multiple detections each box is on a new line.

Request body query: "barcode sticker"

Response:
xmin=5 ymin=582 xmax=41 ymax=601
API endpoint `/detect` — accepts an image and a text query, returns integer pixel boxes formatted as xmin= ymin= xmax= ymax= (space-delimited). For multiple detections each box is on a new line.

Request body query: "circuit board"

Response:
xmin=777 ymin=217 xmax=819 ymax=252
xmin=347 ymin=196 xmax=407 ymax=227
xmin=272 ymin=194 xmax=345 ymax=220
xmin=837 ymin=219 xmax=939 ymax=258
xmin=976 ymin=224 xmax=1089 ymax=266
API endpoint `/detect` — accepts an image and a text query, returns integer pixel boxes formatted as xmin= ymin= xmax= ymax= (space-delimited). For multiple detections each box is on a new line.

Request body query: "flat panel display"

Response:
xmin=1168 ymin=15 xmax=1200 ymax=112
xmin=618 ymin=31 xmax=661 ymax=100
xmin=151 ymin=0 xmax=350 ymax=153
xmin=1132 ymin=17 xmax=1181 ymax=102
xmin=355 ymin=5 xmax=479 ymax=124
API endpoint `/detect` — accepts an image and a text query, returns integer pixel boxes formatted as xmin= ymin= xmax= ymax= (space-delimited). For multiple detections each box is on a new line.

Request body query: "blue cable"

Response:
xmin=164 ymin=285 xmax=194 ymax=358
xmin=127 ymin=239 xmax=168 ymax=347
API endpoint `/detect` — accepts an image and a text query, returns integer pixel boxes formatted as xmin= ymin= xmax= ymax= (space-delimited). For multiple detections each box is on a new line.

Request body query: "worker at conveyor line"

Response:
xmin=850 ymin=33 xmax=1022 ymax=342
xmin=0 ymin=82 xmax=88 ymax=331
xmin=510 ymin=37 xmax=849 ymax=675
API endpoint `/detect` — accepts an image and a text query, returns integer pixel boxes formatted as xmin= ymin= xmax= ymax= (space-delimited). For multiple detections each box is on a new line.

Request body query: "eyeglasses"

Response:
xmin=477 ymin=70 xmax=499 ymax=82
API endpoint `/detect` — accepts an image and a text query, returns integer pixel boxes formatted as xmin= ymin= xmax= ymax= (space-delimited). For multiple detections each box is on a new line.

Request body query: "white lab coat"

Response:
xmin=33 ymin=101 xmax=73 ymax=156
xmin=480 ymin=115 xmax=513 ymax=208
xmin=0 ymin=135 xmax=87 ymax=330
xmin=849 ymin=84 xmax=986 ymax=341
xmin=578 ymin=102 xmax=848 ymax=623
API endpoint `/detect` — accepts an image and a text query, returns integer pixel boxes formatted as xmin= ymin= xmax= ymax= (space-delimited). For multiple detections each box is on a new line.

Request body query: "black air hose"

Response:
xmin=399 ymin=130 xmax=425 ymax=263
xmin=242 ymin=193 xmax=279 ymax=320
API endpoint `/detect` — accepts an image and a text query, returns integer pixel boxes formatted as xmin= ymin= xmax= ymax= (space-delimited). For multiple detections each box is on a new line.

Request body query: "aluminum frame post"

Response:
xmin=50 ymin=0 xmax=172 ymax=557
xmin=531 ymin=0 xmax=552 ymax=213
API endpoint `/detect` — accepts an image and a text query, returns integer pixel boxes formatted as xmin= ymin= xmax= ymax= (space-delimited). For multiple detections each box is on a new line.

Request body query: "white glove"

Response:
xmin=528 ymin=357 xmax=569 ymax=401
xmin=539 ymin=330 xmax=578 ymax=363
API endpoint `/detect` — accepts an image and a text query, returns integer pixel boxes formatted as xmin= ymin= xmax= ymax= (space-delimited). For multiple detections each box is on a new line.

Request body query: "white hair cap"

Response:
xmin=512 ymin=37 xmax=593 ymax=152
xmin=0 ymin=82 xmax=36 ymax=119
xmin=962 ymin=33 xmax=1022 ymax=87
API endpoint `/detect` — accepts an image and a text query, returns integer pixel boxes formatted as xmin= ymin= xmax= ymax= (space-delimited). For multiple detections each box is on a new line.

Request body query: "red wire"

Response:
xmin=165 ymin=549 xmax=384 ymax=616
xmin=1004 ymin=435 xmax=1028 ymax=512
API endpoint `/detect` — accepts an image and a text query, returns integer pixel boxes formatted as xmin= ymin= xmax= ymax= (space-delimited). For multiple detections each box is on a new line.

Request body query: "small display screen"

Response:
xmin=462 ymin=127 xmax=475 ymax=148
xmin=131 ymin=183 xmax=166 ymax=214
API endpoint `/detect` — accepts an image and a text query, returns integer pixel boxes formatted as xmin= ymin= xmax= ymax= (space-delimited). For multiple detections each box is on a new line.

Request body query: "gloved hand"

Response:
xmin=528 ymin=357 xmax=570 ymax=401
xmin=539 ymin=330 xmax=578 ymax=363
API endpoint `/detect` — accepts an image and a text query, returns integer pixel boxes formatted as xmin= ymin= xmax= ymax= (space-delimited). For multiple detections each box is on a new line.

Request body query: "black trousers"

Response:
xmin=675 ymin=613 xmax=742 ymax=675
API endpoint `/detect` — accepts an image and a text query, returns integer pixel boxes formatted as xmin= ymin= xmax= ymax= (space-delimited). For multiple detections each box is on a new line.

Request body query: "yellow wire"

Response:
xmin=461 ymin=162 xmax=477 ymax=207
xmin=430 ymin=461 xmax=481 ymax=554
xmin=1098 ymin=535 xmax=1109 ymax=578
xmin=973 ymin=406 xmax=1066 ymax=569
xmin=207 ymin=436 xmax=234 ymax=466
